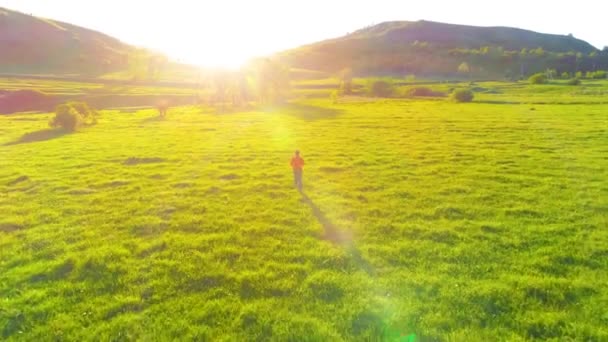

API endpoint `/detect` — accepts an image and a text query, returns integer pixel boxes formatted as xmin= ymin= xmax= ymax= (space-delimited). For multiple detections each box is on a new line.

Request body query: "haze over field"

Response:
xmin=1 ymin=0 xmax=607 ymax=68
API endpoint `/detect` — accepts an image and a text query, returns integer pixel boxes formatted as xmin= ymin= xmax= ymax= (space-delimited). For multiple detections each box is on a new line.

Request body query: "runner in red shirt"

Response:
xmin=290 ymin=150 xmax=304 ymax=191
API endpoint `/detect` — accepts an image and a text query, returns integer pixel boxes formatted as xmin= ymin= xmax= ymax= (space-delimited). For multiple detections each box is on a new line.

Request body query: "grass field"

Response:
xmin=1 ymin=82 xmax=608 ymax=340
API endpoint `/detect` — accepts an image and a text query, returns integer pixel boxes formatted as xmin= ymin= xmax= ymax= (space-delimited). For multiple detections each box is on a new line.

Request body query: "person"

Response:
xmin=290 ymin=150 xmax=304 ymax=191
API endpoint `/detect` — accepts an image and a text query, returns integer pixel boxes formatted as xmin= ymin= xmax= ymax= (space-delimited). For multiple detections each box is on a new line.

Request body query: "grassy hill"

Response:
xmin=279 ymin=20 xmax=604 ymax=78
xmin=347 ymin=21 xmax=597 ymax=52
xmin=0 ymin=7 xmax=134 ymax=75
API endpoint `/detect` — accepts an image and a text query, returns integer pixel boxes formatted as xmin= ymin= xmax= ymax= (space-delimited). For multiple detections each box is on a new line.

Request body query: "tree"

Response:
xmin=451 ymin=89 xmax=474 ymax=102
xmin=529 ymin=73 xmax=547 ymax=84
xmin=368 ymin=79 xmax=394 ymax=97
xmin=49 ymin=102 xmax=97 ymax=131
xmin=458 ymin=62 xmax=470 ymax=76
xmin=128 ymin=49 xmax=149 ymax=81
xmin=251 ymin=59 xmax=290 ymax=104
xmin=339 ymin=68 xmax=353 ymax=95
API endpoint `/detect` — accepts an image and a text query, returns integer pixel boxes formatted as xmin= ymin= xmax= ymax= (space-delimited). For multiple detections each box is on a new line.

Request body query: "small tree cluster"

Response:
xmin=529 ymin=73 xmax=548 ymax=84
xmin=339 ymin=68 xmax=353 ymax=95
xmin=49 ymin=101 xmax=97 ymax=132
xmin=589 ymin=70 xmax=607 ymax=79
xmin=451 ymin=89 xmax=474 ymax=102
xmin=406 ymin=87 xmax=446 ymax=98
xmin=368 ymin=79 xmax=394 ymax=97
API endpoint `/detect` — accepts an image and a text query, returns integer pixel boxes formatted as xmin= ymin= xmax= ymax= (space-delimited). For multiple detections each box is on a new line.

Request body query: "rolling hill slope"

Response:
xmin=0 ymin=7 xmax=134 ymax=75
xmin=279 ymin=20 xmax=603 ymax=77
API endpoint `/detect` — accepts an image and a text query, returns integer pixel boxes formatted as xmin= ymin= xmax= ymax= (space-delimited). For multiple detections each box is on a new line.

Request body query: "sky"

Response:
xmin=1 ymin=0 xmax=606 ymax=68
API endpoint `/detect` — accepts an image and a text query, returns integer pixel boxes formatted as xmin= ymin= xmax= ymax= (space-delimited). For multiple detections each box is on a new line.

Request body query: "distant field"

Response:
xmin=1 ymin=81 xmax=607 ymax=340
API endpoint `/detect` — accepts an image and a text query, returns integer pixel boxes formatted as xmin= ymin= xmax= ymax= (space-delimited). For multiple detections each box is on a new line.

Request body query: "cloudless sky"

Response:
xmin=1 ymin=0 xmax=606 ymax=68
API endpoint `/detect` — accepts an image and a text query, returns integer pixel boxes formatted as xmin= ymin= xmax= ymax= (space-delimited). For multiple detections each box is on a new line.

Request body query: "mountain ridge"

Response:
xmin=0 ymin=7 xmax=134 ymax=75
xmin=279 ymin=20 xmax=603 ymax=77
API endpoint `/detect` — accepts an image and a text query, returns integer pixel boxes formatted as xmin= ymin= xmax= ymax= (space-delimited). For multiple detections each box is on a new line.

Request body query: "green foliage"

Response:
xmin=339 ymin=68 xmax=353 ymax=95
xmin=252 ymin=59 xmax=290 ymax=104
xmin=406 ymin=87 xmax=446 ymax=98
xmin=567 ymin=78 xmax=581 ymax=86
xmin=591 ymin=70 xmax=607 ymax=79
xmin=49 ymin=101 xmax=97 ymax=131
xmin=576 ymin=71 xmax=583 ymax=79
xmin=281 ymin=21 xmax=604 ymax=78
xmin=330 ymin=90 xmax=338 ymax=104
xmin=458 ymin=62 xmax=470 ymax=75
xmin=561 ymin=72 xmax=570 ymax=79
xmin=50 ymin=105 xmax=81 ymax=131
xmin=451 ymin=89 xmax=474 ymax=102
xmin=368 ymin=79 xmax=394 ymax=97
xmin=529 ymin=73 xmax=548 ymax=84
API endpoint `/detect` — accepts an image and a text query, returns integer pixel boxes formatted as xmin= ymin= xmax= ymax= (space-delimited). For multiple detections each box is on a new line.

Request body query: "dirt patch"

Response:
xmin=0 ymin=90 xmax=56 ymax=114
xmin=68 ymin=188 xmax=96 ymax=195
xmin=319 ymin=166 xmax=346 ymax=173
xmin=123 ymin=157 xmax=166 ymax=165
xmin=99 ymin=180 xmax=130 ymax=188
xmin=173 ymin=182 xmax=193 ymax=188
xmin=7 ymin=175 xmax=29 ymax=186
xmin=207 ymin=186 xmax=221 ymax=194
xmin=219 ymin=174 xmax=239 ymax=180
xmin=0 ymin=222 xmax=24 ymax=233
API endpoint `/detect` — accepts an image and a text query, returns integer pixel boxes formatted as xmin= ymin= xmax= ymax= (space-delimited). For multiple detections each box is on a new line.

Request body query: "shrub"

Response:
xmin=368 ymin=80 xmax=394 ymax=97
xmin=566 ymin=78 xmax=581 ymax=86
xmin=406 ymin=87 xmax=446 ymax=97
xmin=50 ymin=105 xmax=82 ymax=131
xmin=592 ymin=70 xmax=607 ymax=79
xmin=451 ymin=89 xmax=474 ymax=102
xmin=49 ymin=101 xmax=97 ymax=131
xmin=330 ymin=90 xmax=338 ymax=104
xmin=529 ymin=73 xmax=548 ymax=84
xmin=561 ymin=72 xmax=570 ymax=79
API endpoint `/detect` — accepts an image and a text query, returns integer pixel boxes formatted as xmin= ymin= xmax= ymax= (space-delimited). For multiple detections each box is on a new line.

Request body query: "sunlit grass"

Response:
xmin=1 ymin=88 xmax=607 ymax=340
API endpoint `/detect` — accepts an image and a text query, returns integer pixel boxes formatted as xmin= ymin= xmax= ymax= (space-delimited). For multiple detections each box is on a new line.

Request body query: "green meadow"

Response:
xmin=1 ymin=81 xmax=608 ymax=341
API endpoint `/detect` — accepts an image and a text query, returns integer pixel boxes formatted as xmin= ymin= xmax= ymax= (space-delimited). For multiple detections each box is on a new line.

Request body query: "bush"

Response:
xmin=566 ymin=78 xmax=581 ymax=86
xmin=561 ymin=72 xmax=570 ymax=79
xmin=592 ymin=70 xmax=607 ymax=79
xmin=368 ymin=80 xmax=394 ymax=97
xmin=529 ymin=73 xmax=548 ymax=84
xmin=49 ymin=101 xmax=97 ymax=131
xmin=451 ymin=89 xmax=474 ymax=102
xmin=330 ymin=90 xmax=338 ymax=104
xmin=406 ymin=87 xmax=446 ymax=97
xmin=50 ymin=105 xmax=82 ymax=131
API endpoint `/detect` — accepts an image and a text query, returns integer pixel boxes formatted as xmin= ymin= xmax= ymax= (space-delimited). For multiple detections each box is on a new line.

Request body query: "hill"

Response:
xmin=0 ymin=7 xmax=134 ymax=75
xmin=279 ymin=20 xmax=605 ymax=78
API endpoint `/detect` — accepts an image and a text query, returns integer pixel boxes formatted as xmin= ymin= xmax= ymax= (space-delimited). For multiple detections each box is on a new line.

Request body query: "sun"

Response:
xmin=166 ymin=45 xmax=253 ymax=71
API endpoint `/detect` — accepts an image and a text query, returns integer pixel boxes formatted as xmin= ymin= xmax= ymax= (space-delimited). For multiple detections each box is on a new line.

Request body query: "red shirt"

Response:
xmin=290 ymin=156 xmax=304 ymax=170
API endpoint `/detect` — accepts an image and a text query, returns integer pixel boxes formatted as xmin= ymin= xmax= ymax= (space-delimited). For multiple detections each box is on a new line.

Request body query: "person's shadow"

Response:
xmin=300 ymin=191 xmax=375 ymax=275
